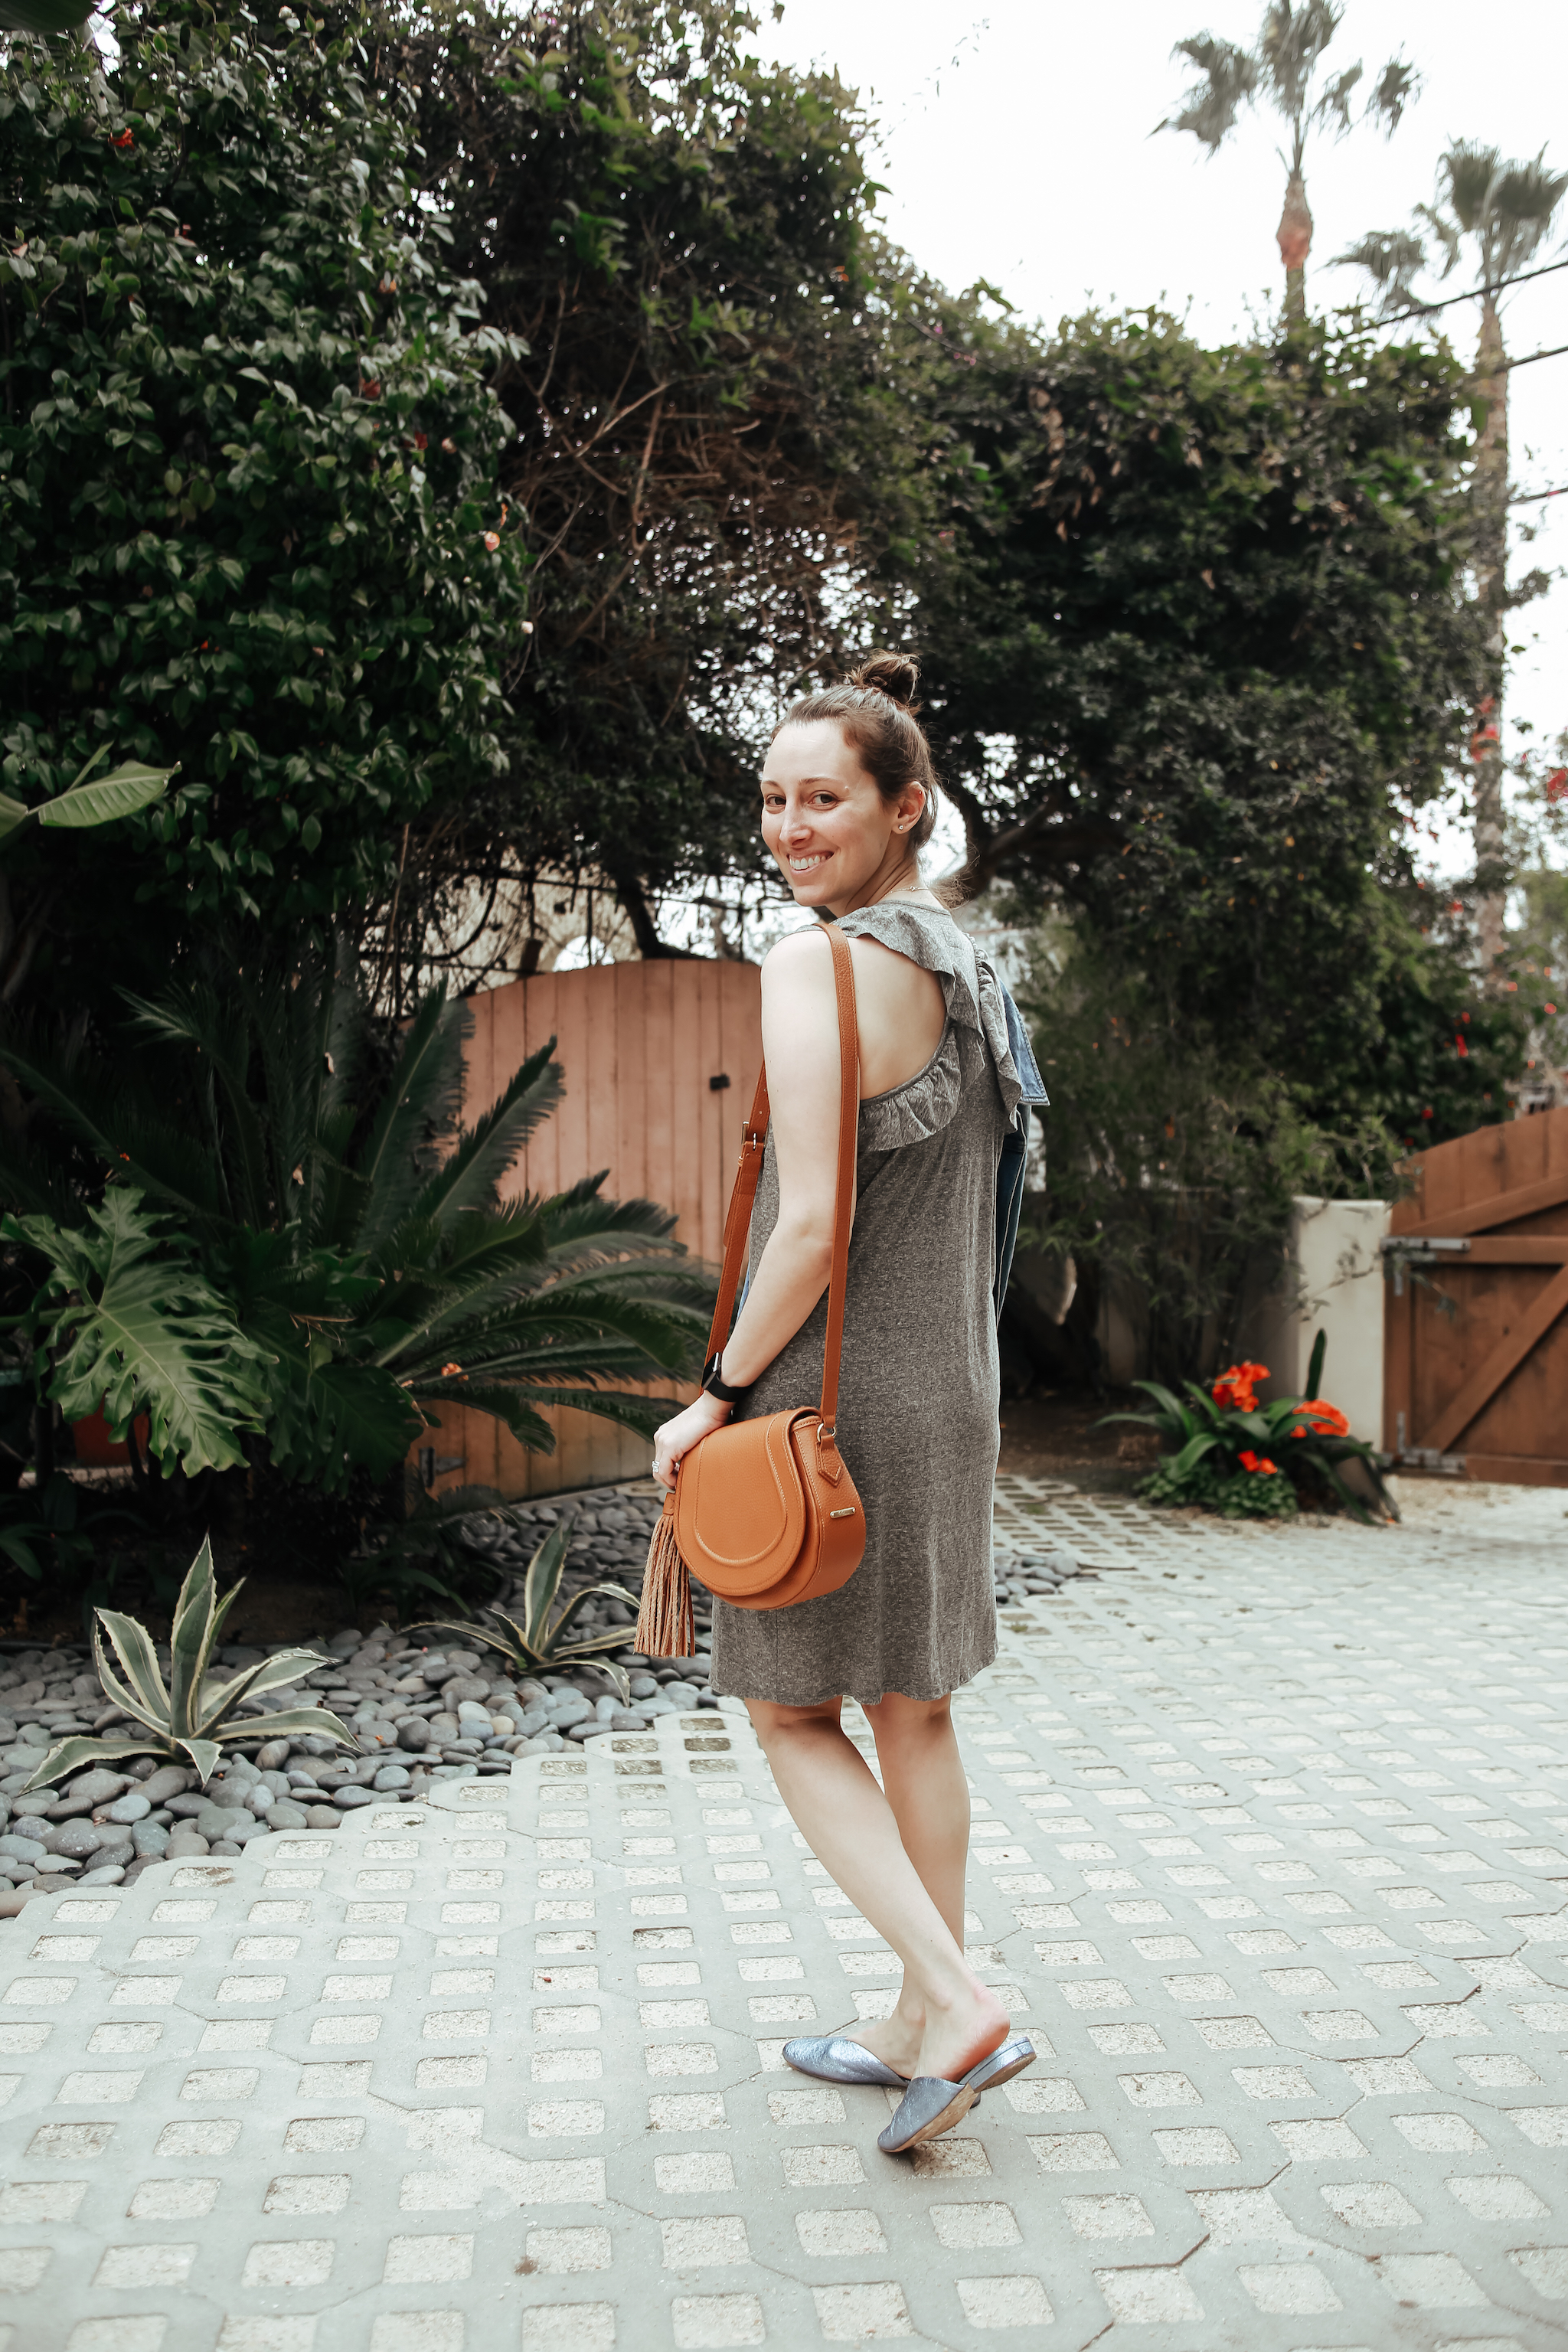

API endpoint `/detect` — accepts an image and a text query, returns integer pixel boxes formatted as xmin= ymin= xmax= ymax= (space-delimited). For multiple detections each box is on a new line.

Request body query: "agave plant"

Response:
xmin=20 ymin=1537 xmax=354 ymax=1791
xmin=0 ymin=930 xmax=711 ymax=1490
xmin=415 ymin=1519 xmax=639 ymax=1706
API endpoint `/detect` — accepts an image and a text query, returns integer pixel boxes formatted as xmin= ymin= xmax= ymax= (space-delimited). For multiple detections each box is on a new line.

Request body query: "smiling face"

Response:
xmin=760 ymin=719 xmax=926 ymax=915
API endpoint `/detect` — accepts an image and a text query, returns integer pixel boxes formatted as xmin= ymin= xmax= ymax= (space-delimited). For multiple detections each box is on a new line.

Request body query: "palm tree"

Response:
xmin=1159 ymin=2 xmax=1417 ymax=322
xmin=1339 ymin=145 xmax=1567 ymax=971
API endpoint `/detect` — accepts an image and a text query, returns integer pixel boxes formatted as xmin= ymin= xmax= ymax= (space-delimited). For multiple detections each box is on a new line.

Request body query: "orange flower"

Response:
xmin=441 ymin=1362 xmax=466 ymax=1378
xmin=1292 ymin=1399 xmax=1349 ymax=1438
xmin=482 ymin=531 xmax=501 ymax=551
xmin=1238 ymin=1450 xmax=1277 ymax=1475
xmin=1213 ymin=1359 xmax=1269 ymax=1412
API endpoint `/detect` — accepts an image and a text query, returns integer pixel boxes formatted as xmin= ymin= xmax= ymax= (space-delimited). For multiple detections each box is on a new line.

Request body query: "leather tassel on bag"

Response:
xmin=636 ymin=1492 xmax=695 ymax=1659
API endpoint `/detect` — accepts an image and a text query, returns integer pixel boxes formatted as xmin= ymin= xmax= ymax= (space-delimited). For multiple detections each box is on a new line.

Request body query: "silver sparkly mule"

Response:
xmin=877 ymin=2034 xmax=1036 ymax=2155
xmin=782 ymin=2034 xmax=908 ymax=2089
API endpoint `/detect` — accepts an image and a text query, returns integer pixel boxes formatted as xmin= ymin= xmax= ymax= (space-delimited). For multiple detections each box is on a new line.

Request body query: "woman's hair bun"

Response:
xmin=848 ymin=650 xmax=920 ymax=712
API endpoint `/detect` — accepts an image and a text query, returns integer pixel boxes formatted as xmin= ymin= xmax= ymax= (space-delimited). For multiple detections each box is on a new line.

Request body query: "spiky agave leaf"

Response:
xmin=522 ymin=1522 xmax=572 ymax=1650
xmin=21 ymin=1733 xmax=172 ymax=1793
xmin=167 ymin=1537 xmax=224 ymax=1736
xmin=207 ymin=1706 xmax=355 ymax=1749
xmin=551 ymin=1649 xmax=631 ymax=1707
xmin=196 ymin=1646 xmax=335 ymax=1731
xmin=93 ymin=1607 xmax=171 ymax=1726
xmin=414 ymin=1615 xmax=534 ymax=1674
xmin=175 ymin=1735 xmax=221 ymax=1784
xmin=547 ymin=1581 xmax=639 ymax=1648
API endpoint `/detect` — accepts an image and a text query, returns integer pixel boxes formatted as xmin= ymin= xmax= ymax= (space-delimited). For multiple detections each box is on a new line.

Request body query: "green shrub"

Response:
xmin=1105 ymin=1337 xmax=1396 ymax=1523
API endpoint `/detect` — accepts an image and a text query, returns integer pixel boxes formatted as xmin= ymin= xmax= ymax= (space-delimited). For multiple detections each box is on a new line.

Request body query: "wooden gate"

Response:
xmin=1384 ymin=1106 xmax=1568 ymax=1486
xmin=420 ymin=957 xmax=762 ymax=1501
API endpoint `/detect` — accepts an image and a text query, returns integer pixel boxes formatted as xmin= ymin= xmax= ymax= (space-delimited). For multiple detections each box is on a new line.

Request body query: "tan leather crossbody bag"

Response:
xmin=636 ymin=923 xmax=866 ymax=1658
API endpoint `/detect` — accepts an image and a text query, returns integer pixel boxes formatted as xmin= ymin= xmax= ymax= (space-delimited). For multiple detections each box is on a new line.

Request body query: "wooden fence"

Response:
xmin=1385 ymin=1105 xmax=1568 ymax=1485
xmin=421 ymin=958 xmax=763 ymax=1500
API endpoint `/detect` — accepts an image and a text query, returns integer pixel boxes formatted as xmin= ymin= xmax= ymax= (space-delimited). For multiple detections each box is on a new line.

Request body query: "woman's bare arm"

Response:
xmin=719 ymin=926 xmax=844 ymax=1384
xmin=649 ymin=927 xmax=843 ymax=1484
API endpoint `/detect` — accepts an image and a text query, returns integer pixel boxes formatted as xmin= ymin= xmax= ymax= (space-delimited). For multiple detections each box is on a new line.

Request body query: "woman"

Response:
xmin=650 ymin=652 xmax=1035 ymax=2154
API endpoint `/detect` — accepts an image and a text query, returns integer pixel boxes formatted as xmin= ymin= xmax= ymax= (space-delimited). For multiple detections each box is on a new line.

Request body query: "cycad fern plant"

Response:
xmin=0 ymin=934 xmax=710 ymax=1492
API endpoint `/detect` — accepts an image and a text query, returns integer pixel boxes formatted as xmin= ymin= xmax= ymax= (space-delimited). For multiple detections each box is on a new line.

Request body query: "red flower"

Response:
xmin=1212 ymin=1360 xmax=1269 ymax=1412
xmin=1546 ymin=769 xmax=1567 ymax=805
xmin=482 ymin=531 xmax=500 ymax=551
xmin=1238 ymin=1450 xmax=1277 ymax=1475
xmin=1455 ymin=1035 xmax=1468 ymax=1057
xmin=111 ymin=129 xmax=134 ymax=149
xmin=1292 ymin=1399 xmax=1350 ymax=1439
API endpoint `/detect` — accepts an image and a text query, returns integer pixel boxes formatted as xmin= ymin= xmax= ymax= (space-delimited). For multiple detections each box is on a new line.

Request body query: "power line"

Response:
xmin=1362 ymin=253 xmax=1568 ymax=330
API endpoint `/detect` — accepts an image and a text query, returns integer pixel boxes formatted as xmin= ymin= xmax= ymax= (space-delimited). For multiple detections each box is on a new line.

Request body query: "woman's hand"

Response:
xmin=651 ymin=1390 xmax=733 ymax=1491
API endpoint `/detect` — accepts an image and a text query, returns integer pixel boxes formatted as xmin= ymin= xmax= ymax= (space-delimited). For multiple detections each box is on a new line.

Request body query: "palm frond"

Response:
xmin=355 ymin=989 xmax=467 ymax=1249
xmin=1368 ymin=56 xmax=1418 ymax=134
xmin=410 ymin=1040 xmax=564 ymax=1227
xmin=1158 ymin=34 xmax=1257 ymax=151
xmin=122 ymin=979 xmax=270 ymax=1227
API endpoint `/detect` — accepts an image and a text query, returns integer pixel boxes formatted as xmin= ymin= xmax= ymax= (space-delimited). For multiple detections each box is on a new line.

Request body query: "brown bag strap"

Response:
xmin=701 ymin=924 xmax=859 ymax=1431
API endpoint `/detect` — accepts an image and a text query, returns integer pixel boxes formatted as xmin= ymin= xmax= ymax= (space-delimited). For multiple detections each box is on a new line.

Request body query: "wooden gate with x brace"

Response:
xmin=1383 ymin=1104 xmax=1568 ymax=1486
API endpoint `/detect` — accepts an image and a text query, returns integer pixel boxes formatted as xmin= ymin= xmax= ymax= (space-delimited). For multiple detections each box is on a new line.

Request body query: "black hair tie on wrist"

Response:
xmin=701 ymin=1354 xmax=752 ymax=1406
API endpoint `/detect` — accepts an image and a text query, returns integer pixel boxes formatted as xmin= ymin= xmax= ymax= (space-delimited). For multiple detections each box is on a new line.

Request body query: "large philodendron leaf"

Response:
xmin=7 ymin=1193 xmax=271 ymax=1478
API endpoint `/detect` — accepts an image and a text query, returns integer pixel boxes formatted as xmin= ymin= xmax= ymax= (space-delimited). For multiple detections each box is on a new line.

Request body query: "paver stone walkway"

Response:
xmin=2 ymin=1472 xmax=1566 ymax=2349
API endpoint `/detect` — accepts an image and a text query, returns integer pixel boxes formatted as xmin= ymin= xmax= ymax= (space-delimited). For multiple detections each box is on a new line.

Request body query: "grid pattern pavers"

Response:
xmin=1 ymin=1475 xmax=1565 ymax=2347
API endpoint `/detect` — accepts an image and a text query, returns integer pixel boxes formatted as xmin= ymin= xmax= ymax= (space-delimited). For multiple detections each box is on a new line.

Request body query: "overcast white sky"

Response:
xmin=764 ymin=0 xmax=1568 ymax=875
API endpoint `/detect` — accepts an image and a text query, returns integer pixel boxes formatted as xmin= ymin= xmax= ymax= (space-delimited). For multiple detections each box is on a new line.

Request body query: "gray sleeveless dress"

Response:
xmin=707 ymin=900 xmax=1027 ymax=1707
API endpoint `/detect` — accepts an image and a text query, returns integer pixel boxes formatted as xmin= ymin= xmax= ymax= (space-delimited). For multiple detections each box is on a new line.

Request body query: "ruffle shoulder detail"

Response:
xmin=833 ymin=902 xmax=1026 ymax=1129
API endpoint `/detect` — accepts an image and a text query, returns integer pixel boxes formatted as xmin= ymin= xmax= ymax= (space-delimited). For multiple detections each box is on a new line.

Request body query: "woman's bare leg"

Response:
xmin=864 ymin=1692 xmax=972 ymax=1946
xmin=749 ymin=1694 xmax=1008 ymax=2083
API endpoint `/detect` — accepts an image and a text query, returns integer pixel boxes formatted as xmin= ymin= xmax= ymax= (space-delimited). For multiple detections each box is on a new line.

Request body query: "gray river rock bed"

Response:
xmin=0 ymin=1482 xmax=1087 ymax=1919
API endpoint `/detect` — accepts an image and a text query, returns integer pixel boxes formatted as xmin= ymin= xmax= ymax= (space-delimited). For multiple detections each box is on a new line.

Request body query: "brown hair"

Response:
xmin=776 ymin=651 xmax=941 ymax=855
